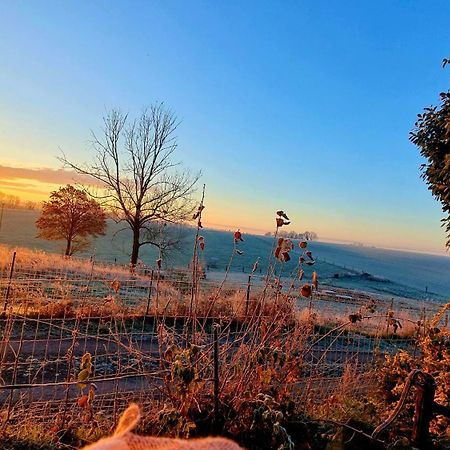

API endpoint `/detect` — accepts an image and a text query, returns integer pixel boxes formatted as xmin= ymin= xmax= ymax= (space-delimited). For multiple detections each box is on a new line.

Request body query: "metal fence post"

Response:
xmin=245 ymin=274 xmax=251 ymax=316
xmin=213 ymin=324 xmax=220 ymax=426
xmin=145 ymin=269 xmax=154 ymax=316
xmin=3 ymin=251 xmax=16 ymax=314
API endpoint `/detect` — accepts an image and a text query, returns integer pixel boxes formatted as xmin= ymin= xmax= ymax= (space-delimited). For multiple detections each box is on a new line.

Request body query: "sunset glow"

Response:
xmin=1 ymin=1 xmax=449 ymax=254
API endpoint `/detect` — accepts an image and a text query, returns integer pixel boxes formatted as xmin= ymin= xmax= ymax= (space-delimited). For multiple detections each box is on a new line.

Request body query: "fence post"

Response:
xmin=213 ymin=324 xmax=220 ymax=426
xmin=245 ymin=275 xmax=251 ymax=316
xmin=145 ymin=270 xmax=154 ymax=316
xmin=412 ymin=373 xmax=436 ymax=449
xmin=422 ymin=307 xmax=427 ymax=336
xmin=3 ymin=251 xmax=16 ymax=314
xmin=385 ymin=298 xmax=394 ymax=334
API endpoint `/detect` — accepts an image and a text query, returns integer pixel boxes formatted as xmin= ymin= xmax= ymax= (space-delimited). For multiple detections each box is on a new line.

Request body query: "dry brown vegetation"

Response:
xmin=0 ymin=237 xmax=449 ymax=449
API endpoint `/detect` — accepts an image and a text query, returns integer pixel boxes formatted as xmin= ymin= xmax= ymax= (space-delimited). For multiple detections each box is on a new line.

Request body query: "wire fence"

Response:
xmin=0 ymin=250 xmax=446 ymax=435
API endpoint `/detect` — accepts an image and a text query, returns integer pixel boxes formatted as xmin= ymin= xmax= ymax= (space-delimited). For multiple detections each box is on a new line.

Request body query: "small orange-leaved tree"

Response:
xmin=36 ymin=185 xmax=107 ymax=256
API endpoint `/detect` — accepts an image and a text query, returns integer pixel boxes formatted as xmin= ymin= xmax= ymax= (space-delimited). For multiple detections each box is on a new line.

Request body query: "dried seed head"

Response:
xmin=312 ymin=271 xmax=318 ymax=289
xmin=281 ymin=251 xmax=291 ymax=262
xmin=349 ymin=313 xmax=362 ymax=323
xmin=111 ymin=280 xmax=121 ymax=293
xmin=77 ymin=395 xmax=89 ymax=408
xmin=274 ymin=247 xmax=281 ymax=259
xmin=281 ymin=239 xmax=293 ymax=252
xmin=300 ymin=284 xmax=312 ymax=298
xmin=234 ymin=230 xmax=244 ymax=243
xmin=276 ymin=210 xmax=290 ymax=220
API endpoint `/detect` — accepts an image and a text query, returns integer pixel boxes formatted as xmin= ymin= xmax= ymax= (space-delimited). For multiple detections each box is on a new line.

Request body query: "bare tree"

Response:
xmin=142 ymin=222 xmax=190 ymax=260
xmin=61 ymin=103 xmax=200 ymax=266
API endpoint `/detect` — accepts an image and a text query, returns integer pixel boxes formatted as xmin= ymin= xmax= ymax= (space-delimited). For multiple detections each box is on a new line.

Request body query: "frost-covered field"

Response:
xmin=1 ymin=208 xmax=449 ymax=301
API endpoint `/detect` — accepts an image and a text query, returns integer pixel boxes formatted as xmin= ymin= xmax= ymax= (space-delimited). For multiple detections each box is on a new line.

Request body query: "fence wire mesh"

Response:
xmin=0 ymin=251 xmax=446 ymax=433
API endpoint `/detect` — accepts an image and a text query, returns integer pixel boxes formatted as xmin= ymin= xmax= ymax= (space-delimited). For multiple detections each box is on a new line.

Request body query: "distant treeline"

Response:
xmin=264 ymin=230 xmax=318 ymax=240
xmin=0 ymin=191 xmax=40 ymax=210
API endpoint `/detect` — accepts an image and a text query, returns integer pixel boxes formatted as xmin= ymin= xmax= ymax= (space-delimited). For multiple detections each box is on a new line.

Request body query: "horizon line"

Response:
xmin=202 ymin=222 xmax=449 ymax=258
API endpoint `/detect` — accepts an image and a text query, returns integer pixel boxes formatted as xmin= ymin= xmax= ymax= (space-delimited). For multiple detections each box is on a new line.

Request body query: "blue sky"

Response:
xmin=0 ymin=1 xmax=449 ymax=253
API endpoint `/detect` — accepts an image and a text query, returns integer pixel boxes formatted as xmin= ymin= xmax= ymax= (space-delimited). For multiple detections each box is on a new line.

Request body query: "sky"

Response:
xmin=0 ymin=0 xmax=449 ymax=254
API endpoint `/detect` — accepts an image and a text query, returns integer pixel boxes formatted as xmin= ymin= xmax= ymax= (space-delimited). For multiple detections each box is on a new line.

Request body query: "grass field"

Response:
xmin=0 ymin=243 xmax=449 ymax=449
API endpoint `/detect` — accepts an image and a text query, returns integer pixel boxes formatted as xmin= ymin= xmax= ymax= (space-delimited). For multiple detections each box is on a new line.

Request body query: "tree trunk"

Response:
xmin=130 ymin=228 xmax=140 ymax=266
xmin=65 ymin=239 xmax=71 ymax=256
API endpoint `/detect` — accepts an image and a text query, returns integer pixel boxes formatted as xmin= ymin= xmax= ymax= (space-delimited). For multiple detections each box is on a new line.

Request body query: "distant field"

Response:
xmin=0 ymin=208 xmax=449 ymax=301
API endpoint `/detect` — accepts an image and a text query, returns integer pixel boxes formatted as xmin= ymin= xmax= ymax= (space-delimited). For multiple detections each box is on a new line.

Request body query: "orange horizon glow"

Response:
xmin=0 ymin=164 xmax=448 ymax=256
xmin=0 ymin=164 xmax=101 ymax=202
xmin=0 ymin=179 xmax=59 ymax=202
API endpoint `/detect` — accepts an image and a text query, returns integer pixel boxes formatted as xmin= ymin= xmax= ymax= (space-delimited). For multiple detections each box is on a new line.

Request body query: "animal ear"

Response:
xmin=114 ymin=404 xmax=141 ymax=436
